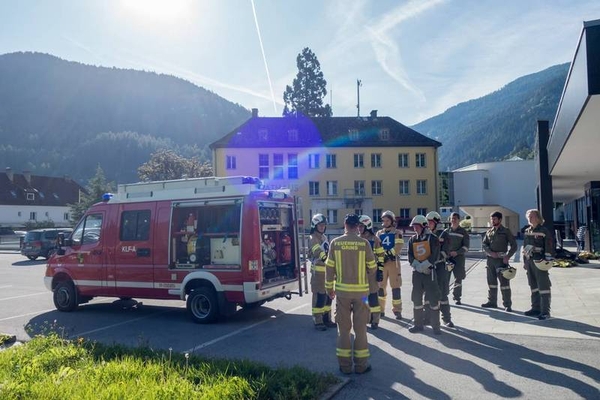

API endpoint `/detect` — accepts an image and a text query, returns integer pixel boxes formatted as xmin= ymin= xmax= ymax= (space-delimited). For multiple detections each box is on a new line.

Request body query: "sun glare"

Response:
xmin=120 ymin=0 xmax=192 ymax=24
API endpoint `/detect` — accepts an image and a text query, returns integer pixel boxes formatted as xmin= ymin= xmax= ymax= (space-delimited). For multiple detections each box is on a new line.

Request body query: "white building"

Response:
xmin=453 ymin=158 xmax=536 ymax=235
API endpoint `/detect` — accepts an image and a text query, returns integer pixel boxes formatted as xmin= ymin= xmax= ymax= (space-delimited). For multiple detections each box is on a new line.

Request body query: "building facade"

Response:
xmin=210 ymin=110 xmax=441 ymax=232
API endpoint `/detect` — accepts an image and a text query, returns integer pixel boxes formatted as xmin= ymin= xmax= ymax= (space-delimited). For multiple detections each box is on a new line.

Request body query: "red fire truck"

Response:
xmin=44 ymin=176 xmax=304 ymax=323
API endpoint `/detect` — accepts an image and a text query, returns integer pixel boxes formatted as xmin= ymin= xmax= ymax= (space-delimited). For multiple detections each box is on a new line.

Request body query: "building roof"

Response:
xmin=210 ymin=113 xmax=442 ymax=149
xmin=0 ymin=169 xmax=85 ymax=206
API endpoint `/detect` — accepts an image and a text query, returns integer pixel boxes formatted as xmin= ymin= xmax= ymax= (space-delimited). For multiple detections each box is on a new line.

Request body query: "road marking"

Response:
xmin=0 ymin=308 xmax=56 ymax=322
xmin=0 ymin=292 xmax=47 ymax=301
xmin=185 ymin=303 xmax=309 ymax=354
xmin=70 ymin=310 xmax=171 ymax=339
xmin=0 ymin=285 xmax=12 ymax=289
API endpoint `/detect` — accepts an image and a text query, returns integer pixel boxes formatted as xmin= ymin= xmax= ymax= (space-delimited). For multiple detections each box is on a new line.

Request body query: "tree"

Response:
xmin=137 ymin=149 xmax=213 ymax=182
xmin=283 ymin=47 xmax=332 ymax=117
xmin=68 ymin=165 xmax=115 ymax=224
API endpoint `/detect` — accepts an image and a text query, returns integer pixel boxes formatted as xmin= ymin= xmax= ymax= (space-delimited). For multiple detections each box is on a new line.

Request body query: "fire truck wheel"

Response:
xmin=53 ymin=281 xmax=79 ymax=312
xmin=187 ymin=287 xmax=219 ymax=324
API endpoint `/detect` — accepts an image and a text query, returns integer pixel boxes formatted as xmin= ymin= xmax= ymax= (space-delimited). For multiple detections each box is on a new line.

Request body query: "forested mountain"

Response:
xmin=412 ymin=63 xmax=570 ymax=171
xmin=0 ymin=52 xmax=250 ymax=184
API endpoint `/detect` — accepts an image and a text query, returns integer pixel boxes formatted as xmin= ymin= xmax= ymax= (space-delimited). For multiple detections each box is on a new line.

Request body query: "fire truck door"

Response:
xmin=114 ymin=204 xmax=156 ymax=298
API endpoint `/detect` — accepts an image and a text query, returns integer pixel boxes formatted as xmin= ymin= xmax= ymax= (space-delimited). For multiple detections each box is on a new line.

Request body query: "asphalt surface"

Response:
xmin=1 ymin=244 xmax=599 ymax=399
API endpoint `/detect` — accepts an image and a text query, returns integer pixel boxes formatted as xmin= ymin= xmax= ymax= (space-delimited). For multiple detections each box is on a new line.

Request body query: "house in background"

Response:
xmin=210 ymin=109 xmax=441 ymax=233
xmin=546 ymin=19 xmax=600 ymax=251
xmin=452 ymin=158 xmax=537 ymax=235
xmin=0 ymin=168 xmax=85 ymax=228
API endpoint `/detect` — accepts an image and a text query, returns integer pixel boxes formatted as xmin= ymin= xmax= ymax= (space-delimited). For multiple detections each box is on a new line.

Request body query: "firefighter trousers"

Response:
xmin=435 ymin=263 xmax=452 ymax=322
xmin=485 ymin=260 xmax=511 ymax=307
xmin=311 ymin=270 xmax=332 ymax=324
xmin=378 ymin=259 xmax=402 ymax=315
xmin=411 ymin=271 xmax=441 ymax=329
xmin=335 ymin=295 xmax=371 ymax=373
xmin=525 ymin=259 xmax=552 ymax=314
xmin=451 ymin=255 xmax=466 ymax=301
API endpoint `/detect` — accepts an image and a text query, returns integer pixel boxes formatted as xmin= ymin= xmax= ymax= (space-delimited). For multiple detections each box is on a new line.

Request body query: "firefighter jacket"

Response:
xmin=523 ymin=225 xmax=555 ymax=260
xmin=325 ymin=232 xmax=376 ymax=298
xmin=360 ymin=231 xmax=385 ymax=264
xmin=440 ymin=226 xmax=470 ymax=259
xmin=408 ymin=229 xmax=440 ymax=274
xmin=375 ymin=227 xmax=404 ymax=262
xmin=482 ymin=225 xmax=517 ymax=259
xmin=309 ymin=231 xmax=329 ymax=274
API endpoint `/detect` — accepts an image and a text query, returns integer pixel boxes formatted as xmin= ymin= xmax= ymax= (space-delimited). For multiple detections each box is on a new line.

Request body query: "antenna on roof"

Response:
xmin=356 ymin=79 xmax=362 ymax=117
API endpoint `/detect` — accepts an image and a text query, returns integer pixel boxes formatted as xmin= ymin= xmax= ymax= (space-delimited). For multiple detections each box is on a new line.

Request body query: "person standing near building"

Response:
xmin=522 ymin=209 xmax=555 ymax=320
xmin=441 ymin=212 xmax=470 ymax=306
xmin=576 ymin=224 xmax=587 ymax=252
xmin=308 ymin=214 xmax=335 ymax=331
xmin=376 ymin=210 xmax=404 ymax=319
xmin=325 ymin=214 xmax=377 ymax=374
xmin=481 ymin=211 xmax=518 ymax=311
xmin=407 ymin=215 xmax=442 ymax=335
xmin=359 ymin=215 xmax=385 ymax=329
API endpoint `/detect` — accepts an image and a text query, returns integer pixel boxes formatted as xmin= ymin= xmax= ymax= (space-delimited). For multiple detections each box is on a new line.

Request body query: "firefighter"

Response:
xmin=308 ymin=213 xmax=335 ymax=331
xmin=522 ymin=209 xmax=554 ymax=320
xmin=441 ymin=213 xmax=470 ymax=306
xmin=325 ymin=214 xmax=377 ymax=374
xmin=375 ymin=210 xmax=404 ymax=319
xmin=407 ymin=215 xmax=442 ymax=335
xmin=359 ymin=215 xmax=385 ymax=329
xmin=425 ymin=211 xmax=452 ymax=327
xmin=482 ymin=211 xmax=518 ymax=311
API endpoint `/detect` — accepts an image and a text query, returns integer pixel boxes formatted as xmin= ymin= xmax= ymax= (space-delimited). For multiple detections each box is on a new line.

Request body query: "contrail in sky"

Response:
xmin=250 ymin=0 xmax=277 ymax=114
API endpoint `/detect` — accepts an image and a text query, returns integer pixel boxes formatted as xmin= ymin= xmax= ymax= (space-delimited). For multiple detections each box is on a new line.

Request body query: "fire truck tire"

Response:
xmin=53 ymin=281 xmax=79 ymax=312
xmin=27 ymin=256 xmax=38 ymax=261
xmin=187 ymin=287 xmax=219 ymax=324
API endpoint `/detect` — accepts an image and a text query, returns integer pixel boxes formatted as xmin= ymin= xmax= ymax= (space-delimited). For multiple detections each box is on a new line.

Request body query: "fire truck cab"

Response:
xmin=44 ymin=176 xmax=303 ymax=323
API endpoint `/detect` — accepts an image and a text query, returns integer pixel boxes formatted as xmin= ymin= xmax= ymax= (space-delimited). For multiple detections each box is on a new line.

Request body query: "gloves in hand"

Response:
xmin=376 ymin=262 xmax=384 ymax=282
xmin=320 ymin=253 xmax=327 ymax=262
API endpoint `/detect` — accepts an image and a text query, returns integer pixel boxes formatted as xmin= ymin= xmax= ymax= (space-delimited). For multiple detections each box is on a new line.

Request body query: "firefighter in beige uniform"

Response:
xmin=358 ymin=215 xmax=385 ymax=329
xmin=375 ymin=210 xmax=404 ymax=319
xmin=326 ymin=214 xmax=377 ymax=374
xmin=308 ymin=214 xmax=336 ymax=331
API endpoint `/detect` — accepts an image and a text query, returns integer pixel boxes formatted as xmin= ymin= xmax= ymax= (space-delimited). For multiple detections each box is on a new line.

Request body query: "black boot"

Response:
xmin=323 ymin=313 xmax=337 ymax=328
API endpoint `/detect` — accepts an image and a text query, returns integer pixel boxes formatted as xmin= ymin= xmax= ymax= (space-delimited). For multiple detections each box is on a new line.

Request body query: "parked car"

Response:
xmin=21 ymin=228 xmax=73 ymax=260
xmin=0 ymin=227 xmax=26 ymax=247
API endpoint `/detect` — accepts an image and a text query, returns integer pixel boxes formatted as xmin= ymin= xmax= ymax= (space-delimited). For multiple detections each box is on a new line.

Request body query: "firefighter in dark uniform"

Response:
xmin=375 ymin=210 xmax=404 ymax=319
xmin=308 ymin=214 xmax=336 ymax=331
xmin=407 ymin=215 xmax=442 ymax=335
xmin=359 ymin=215 xmax=385 ymax=329
xmin=481 ymin=211 xmax=518 ymax=311
xmin=425 ymin=211 xmax=453 ymax=327
xmin=522 ymin=209 xmax=555 ymax=320
xmin=326 ymin=214 xmax=377 ymax=374
xmin=441 ymin=212 xmax=470 ymax=306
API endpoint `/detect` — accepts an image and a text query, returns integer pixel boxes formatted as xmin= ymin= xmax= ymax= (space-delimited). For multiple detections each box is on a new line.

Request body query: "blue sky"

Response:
xmin=1 ymin=0 xmax=599 ymax=125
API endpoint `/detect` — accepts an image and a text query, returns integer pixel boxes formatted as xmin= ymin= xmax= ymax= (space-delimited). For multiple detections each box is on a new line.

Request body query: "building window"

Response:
xmin=354 ymin=181 xmax=365 ymax=196
xmin=399 ymin=180 xmax=410 ymax=195
xmin=273 ymin=153 xmax=284 ymax=179
xmin=288 ymin=153 xmax=298 ymax=179
xmin=416 ymin=153 xmax=426 ymax=168
xmin=371 ymin=180 xmax=382 ymax=195
xmin=326 ymin=154 xmax=337 ymax=168
xmin=309 ymin=181 xmax=320 ymax=196
xmin=288 ymin=129 xmax=298 ymax=142
xmin=289 ymin=183 xmax=300 ymax=192
xmin=259 ymin=154 xmax=269 ymax=179
xmin=417 ymin=207 xmax=427 ymax=216
xmin=354 ymin=154 xmax=364 ymax=168
xmin=355 ymin=209 xmax=363 ymax=216
xmin=120 ymin=210 xmax=151 ymax=241
xmin=326 ymin=181 xmax=338 ymax=196
xmin=417 ymin=179 xmax=427 ymax=195
xmin=349 ymin=129 xmax=359 ymax=141
xmin=309 ymin=154 xmax=320 ymax=169
xmin=226 ymin=155 xmax=237 ymax=170
xmin=484 ymin=177 xmax=489 ymax=190
xmin=64 ymin=213 xmax=69 ymax=220
xmin=17 ymin=211 xmax=22 ymax=217
xmin=29 ymin=212 xmax=37 ymax=221
xmin=327 ymin=209 xmax=338 ymax=224
xmin=379 ymin=129 xmax=390 ymax=141
xmin=45 ymin=212 xmax=49 ymax=217
xmin=258 ymin=129 xmax=268 ymax=141
xmin=399 ymin=208 xmax=410 ymax=219
xmin=398 ymin=153 xmax=409 ymax=168
xmin=27 ymin=193 xmax=35 ymax=201
xmin=371 ymin=153 xmax=382 ymax=168
xmin=373 ymin=209 xmax=383 ymax=224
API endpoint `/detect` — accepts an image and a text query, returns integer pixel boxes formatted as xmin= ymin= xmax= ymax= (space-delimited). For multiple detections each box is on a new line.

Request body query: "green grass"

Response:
xmin=0 ymin=334 xmax=339 ymax=399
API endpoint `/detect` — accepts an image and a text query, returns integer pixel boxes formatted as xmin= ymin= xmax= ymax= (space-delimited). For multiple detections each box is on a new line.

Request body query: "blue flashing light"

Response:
xmin=102 ymin=193 xmax=114 ymax=202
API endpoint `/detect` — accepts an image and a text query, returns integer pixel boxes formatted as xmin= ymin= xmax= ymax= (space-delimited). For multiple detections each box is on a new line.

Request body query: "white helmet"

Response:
xmin=426 ymin=211 xmax=441 ymax=222
xmin=534 ymin=259 xmax=553 ymax=271
xmin=500 ymin=265 xmax=517 ymax=280
xmin=381 ymin=210 xmax=395 ymax=222
xmin=311 ymin=213 xmax=327 ymax=229
xmin=410 ymin=215 xmax=428 ymax=227
xmin=359 ymin=215 xmax=373 ymax=230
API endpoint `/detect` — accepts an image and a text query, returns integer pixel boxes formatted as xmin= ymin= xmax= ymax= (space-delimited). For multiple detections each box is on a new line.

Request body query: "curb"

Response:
xmin=320 ymin=376 xmax=351 ymax=400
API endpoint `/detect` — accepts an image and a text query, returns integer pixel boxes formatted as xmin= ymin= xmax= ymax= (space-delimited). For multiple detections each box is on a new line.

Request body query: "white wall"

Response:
xmin=0 ymin=205 xmax=72 ymax=227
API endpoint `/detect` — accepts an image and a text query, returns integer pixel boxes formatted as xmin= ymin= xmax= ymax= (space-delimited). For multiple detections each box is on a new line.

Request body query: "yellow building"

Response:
xmin=210 ymin=110 xmax=441 ymax=232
